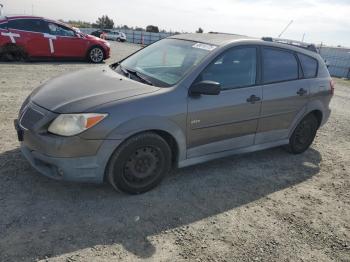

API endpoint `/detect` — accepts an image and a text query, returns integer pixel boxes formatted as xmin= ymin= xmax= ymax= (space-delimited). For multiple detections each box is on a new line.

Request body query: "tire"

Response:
xmin=107 ymin=132 xmax=172 ymax=194
xmin=116 ymin=38 xmax=121 ymax=42
xmin=0 ymin=44 xmax=27 ymax=62
xmin=285 ymin=114 xmax=318 ymax=154
xmin=87 ymin=46 xmax=105 ymax=63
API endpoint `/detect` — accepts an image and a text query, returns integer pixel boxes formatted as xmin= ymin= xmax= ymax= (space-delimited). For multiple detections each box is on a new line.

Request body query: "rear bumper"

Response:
xmin=321 ymin=108 xmax=331 ymax=127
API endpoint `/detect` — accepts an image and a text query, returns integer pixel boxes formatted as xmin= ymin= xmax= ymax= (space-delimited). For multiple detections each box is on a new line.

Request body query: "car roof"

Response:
xmin=169 ymin=33 xmax=321 ymax=59
xmin=3 ymin=15 xmax=74 ymax=29
xmin=169 ymin=33 xmax=255 ymax=46
xmin=5 ymin=15 xmax=44 ymax=20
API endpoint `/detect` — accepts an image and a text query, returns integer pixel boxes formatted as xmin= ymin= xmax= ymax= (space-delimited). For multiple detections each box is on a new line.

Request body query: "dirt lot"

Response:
xmin=0 ymin=42 xmax=349 ymax=262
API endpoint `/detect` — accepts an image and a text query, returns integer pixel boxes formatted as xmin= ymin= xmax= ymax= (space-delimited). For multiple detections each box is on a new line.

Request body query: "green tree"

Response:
xmin=95 ymin=15 xmax=114 ymax=29
xmin=196 ymin=27 xmax=203 ymax=33
xmin=146 ymin=25 xmax=159 ymax=33
xmin=63 ymin=20 xmax=91 ymax=28
xmin=135 ymin=27 xmax=145 ymax=31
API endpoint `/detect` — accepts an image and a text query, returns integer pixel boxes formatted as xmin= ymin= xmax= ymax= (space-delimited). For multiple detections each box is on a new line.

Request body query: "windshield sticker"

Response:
xmin=192 ymin=43 xmax=217 ymax=51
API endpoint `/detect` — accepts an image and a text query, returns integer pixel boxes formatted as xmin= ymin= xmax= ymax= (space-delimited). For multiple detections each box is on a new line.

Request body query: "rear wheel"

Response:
xmin=0 ymin=44 xmax=27 ymax=62
xmin=88 ymin=46 xmax=104 ymax=63
xmin=107 ymin=132 xmax=172 ymax=194
xmin=285 ymin=114 xmax=318 ymax=154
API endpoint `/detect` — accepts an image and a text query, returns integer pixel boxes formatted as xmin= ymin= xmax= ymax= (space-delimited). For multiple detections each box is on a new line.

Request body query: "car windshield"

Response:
xmin=119 ymin=39 xmax=215 ymax=87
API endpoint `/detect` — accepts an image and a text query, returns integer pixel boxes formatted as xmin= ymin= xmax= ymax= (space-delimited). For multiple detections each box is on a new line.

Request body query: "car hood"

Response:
xmin=85 ymin=34 xmax=101 ymax=40
xmin=31 ymin=66 xmax=160 ymax=113
xmin=85 ymin=34 xmax=108 ymax=43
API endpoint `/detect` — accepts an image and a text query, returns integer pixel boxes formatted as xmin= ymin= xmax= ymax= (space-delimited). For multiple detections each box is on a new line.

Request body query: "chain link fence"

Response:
xmin=79 ymin=28 xmax=176 ymax=45
xmin=319 ymin=46 xmax=350 ymax=79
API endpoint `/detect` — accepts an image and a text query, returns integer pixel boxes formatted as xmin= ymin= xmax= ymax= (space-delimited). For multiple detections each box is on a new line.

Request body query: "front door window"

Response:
xmin=198 ymin=47 xmax=257 ymax=89
xmin=48 ymin=23 xmax=75 ymax=37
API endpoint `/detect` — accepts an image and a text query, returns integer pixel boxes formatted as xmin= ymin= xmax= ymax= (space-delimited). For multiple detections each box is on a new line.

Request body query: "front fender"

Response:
xmin=105 ymin=116 xmax=187 ymax=162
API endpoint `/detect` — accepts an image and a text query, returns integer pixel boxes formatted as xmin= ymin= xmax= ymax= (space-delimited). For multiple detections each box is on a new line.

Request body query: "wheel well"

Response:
xmin=103 ymin=130 xmax=179 ymax=182
xmin=151 ymin=130 xmax=179 ymax=167
xmin=0 ymin=43 xmax=27 ymax=60
xmin=2 ymin=43 xmax=25 ymax=51
xmin=310 ymin=110 xmax=323 ymax=128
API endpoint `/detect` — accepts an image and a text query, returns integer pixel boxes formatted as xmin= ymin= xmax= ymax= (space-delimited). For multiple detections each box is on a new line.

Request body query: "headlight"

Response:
xmin=48 ymin=113 xmax=107 ymax=136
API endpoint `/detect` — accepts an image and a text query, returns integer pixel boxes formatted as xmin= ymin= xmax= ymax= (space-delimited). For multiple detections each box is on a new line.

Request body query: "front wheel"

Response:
xmin=107 ymin=132 xmax=172 ymax=194
xmin=285 ymin=114 xmax=319 ymax=154
xmin=88 ymin=46 xmax=104 ymax=63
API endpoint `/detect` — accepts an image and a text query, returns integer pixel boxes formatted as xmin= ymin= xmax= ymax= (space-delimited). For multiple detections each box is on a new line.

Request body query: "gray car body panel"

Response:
xmin=31 ymin=66 xmax=160 ymax=113
xmin=18 ymin=33 xmax=332 ymax=183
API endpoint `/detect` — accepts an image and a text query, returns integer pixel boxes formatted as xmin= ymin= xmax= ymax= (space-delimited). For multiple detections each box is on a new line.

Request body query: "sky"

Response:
xmin=1 ymin=0 xmax=350 ymax=47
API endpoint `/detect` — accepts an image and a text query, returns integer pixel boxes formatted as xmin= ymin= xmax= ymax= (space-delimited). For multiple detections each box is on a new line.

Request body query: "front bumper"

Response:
xmin=15 ymin=104 xmax=121 ymax=183
xmin=103 ymin=45 xmax=111 ymax=59
xmin=20 ymin=139 xmax=121 ymax=184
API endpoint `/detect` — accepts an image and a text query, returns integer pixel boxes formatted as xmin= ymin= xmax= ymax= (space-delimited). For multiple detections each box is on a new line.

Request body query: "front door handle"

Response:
xmin=247 ymin=95 xmax=261 ymax=104
xmin=297 ymin=88 xmax=307 ymax=96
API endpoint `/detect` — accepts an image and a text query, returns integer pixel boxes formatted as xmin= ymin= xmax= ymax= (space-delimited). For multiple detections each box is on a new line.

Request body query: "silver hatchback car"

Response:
xmin=15 ymin=33 xmax=333 ymax=194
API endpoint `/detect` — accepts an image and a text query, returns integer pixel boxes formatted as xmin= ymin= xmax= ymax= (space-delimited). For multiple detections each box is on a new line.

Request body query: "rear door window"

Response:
xmin=8 ymin=19 xmax=46 ymax=33
xmin=262 ymin=48 xmax=298 ymax=84
xmin=298 ymin=53 xmax=318 ymax=78
xmin=0 ymin=22 xmax=7 ymax=29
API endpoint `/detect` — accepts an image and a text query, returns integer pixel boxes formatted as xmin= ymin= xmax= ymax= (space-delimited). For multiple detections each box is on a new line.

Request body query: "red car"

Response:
xmin=0 ymin=15 xmax=110 ymax=63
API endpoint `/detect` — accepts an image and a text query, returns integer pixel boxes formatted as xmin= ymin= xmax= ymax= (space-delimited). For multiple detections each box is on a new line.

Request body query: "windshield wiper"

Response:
xmin=134 ymin=71 xmax=154 ymax=86
xmin=119 ymin=64 xmax=129 ymax=76
xmin=119 ymin=65 xmax=154 ymax=86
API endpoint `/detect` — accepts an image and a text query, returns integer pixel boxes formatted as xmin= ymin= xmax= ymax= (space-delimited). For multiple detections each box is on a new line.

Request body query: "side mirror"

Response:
xmin=189 ymin=80 xmax=221 ymax=96
xmin=75 ymin=32 xmax=83 ymax=38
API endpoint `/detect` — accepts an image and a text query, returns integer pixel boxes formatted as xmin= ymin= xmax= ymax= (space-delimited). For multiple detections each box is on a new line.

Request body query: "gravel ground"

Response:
xmin=0 ymin=42 xmax=349 ymax=262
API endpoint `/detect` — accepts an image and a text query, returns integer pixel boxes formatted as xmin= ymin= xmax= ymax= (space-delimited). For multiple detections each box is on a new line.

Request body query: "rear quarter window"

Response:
xmin=262 ymin=47 xmax=298 ymax=84
xmin=298 ymin=53 xmax=318 ymax=78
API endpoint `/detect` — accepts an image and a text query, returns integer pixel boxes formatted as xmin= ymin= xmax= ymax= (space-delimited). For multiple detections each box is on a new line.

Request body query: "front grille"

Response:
xmin=20 ymin=106 xmax=45 ymax=130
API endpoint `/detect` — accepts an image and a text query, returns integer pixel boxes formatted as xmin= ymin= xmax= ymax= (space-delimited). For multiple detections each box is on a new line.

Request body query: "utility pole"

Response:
xmin=302 ymin=33 xmax=305 ymax=42
xmin=0 ymin=4 xmax=4 ymax=16
xmin=278 ymin=20 xmax=293 ymax=38
xmin=31 ymin=4 xmax=34 ymax=15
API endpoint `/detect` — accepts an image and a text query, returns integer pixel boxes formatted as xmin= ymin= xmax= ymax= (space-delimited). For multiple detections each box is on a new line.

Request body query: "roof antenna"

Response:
xmin=278 ymin=20 xmax=293 ymax=38
xmin=0 ymin=4 xmax=4 ymax=16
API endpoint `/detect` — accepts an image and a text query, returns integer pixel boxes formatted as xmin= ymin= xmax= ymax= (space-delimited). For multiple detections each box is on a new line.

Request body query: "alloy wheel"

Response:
xmin=89 ymin=47 xmax=104 ymax=63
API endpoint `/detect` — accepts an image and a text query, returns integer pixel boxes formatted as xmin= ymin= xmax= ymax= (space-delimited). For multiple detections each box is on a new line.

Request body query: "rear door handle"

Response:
xmin=297 ymin=88 xmax=307 ymax=96
xmin=246 ymin=95 xmax=261 ymax=104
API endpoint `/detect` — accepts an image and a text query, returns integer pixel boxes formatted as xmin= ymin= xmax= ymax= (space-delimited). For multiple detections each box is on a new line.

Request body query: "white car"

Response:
xmin=105 ymin=31 xmax=127 ymax=42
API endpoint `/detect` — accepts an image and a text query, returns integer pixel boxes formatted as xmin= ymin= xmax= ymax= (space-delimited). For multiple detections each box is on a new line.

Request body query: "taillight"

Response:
xmin=330 ymin=79 xmax=335 ymax=95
